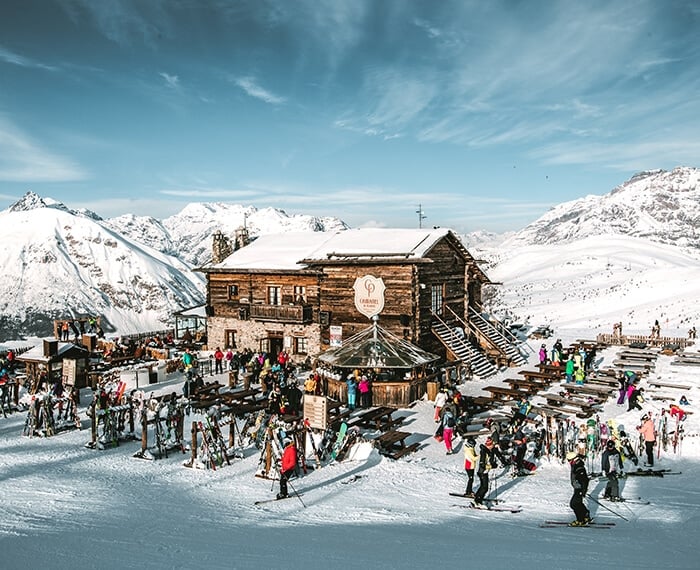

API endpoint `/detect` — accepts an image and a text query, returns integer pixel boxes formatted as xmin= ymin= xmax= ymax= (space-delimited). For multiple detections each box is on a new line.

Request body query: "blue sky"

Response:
xmin=1 ymin=0 xmax=699 ymax=233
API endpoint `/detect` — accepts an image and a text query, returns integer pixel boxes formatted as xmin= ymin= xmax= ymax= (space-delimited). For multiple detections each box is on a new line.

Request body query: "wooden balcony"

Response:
xmin=248 ymin=303 xmax=314 ymax=324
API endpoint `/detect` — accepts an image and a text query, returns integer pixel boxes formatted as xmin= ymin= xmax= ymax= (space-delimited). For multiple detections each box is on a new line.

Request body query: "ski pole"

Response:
xmin=586 ymin=493 xmax=629 ymax=521
xmin=286 ymin=477 xmax=306 ymax=508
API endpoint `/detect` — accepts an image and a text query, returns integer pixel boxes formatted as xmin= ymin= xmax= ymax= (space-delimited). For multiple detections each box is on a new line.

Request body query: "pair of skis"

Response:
xmin=540 ymin=520 xmax=615 ymax=529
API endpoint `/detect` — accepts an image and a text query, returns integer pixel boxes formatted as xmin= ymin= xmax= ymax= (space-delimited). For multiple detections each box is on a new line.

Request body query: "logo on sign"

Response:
xmin=353 ymin=275 xmax=385 ymax=319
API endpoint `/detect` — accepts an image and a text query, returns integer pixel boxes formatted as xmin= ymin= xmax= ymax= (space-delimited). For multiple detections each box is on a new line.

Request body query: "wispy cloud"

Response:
xmin=61 ymin=0 xmax=173 ymax=48
xmin=0 ymin=45 xmax=58 ymax=71
xmin=0 ymin=117 xmax=86 ymax=182
xmin=233 ymin=77 xmax=286 ymax=105
xmin=159 ymin=72 xmax=180 ymax=89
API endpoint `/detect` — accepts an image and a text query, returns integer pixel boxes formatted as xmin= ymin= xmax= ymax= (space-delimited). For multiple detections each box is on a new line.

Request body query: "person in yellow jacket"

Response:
xmin=463 ymin=437 xmax=478 ymax=496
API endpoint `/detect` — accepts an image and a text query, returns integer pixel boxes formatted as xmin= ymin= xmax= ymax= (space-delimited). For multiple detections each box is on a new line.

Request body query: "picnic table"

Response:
xmin=482 ymin=386 xmax=531 ymax=400
xmin=518 ymin=370 xmax=560 ymax=384
xmin=220 ymin=387 xmax=261 ymax=405
xmin=617 ymin=351 xmax=657 ymax=362
xmin=536 ymin=363 xmax=565 ymax=378
xmin=648 ymin=380 xmax=691 ymax=390
xmin=542 ymin=393 xmax=600 ymax=417
xmin=560 ymin=382 xmax=615 ymax=398
xmin=504 ymin=378 xmax=547 ymax=394
xmin=353 ymin=406 xmax=404 ymax=431
xmin=373 ymin=430 xmax=419 ymax=459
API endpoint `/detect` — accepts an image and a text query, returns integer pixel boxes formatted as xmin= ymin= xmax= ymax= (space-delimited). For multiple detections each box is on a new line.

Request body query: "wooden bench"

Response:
xmin=536 ymin=363 xmax=565 ymax=378
xmin=220 ymin=387 xmax=261 ymax=405
xmin=518 ymin=370 xmax=559 ymax=384
xmin=648 ymin=380 xmax=691 ymax=390
xmin=504 ymin=378 xmax=546 ymax=394
xmin=482 ymin=386 xmax=530 ymax=400
xmin=613 ymin=360 xmax=656 ymax=374
xmin=354 ymin=406 xmax=403 ymax=431
xmin=543 ymin=394 xmax=600 ymax=416
xmin=617 ymin=352 xmax=657 ymax=362
xmin=560 ymin=382 xmax=615 ymax=398
xmin=373 ymin=430 xmax=419 ymax=459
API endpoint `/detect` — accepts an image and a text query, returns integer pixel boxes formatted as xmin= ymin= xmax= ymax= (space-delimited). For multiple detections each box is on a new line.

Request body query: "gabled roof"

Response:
xmin=316 ymin=322 xmax=440 ymax=369
xmin=198 ymin=228 xmax=456 ymax=272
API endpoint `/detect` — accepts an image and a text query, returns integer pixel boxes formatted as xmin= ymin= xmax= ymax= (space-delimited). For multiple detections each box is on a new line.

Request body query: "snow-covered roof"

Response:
xmin=17 ymin=341 xmax=89 ymax=363
xmin=201 ymin=228 xmax=454 ymax=271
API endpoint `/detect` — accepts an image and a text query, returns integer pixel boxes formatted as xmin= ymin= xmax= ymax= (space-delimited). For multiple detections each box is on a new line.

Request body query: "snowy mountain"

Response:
xmin=504 ymin=167 xmax=700 ymax=248
xmin=0 ymin=193 xmax=205 ymax=341
xmin=109 ymin=202 xmax=349 ymax=266
xmin=472 ymin=167 xmax=700 ymax=333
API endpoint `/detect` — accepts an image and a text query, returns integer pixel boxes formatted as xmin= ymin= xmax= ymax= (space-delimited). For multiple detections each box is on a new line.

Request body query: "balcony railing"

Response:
xmin=248 ymin=303 xmax=314 ymax=324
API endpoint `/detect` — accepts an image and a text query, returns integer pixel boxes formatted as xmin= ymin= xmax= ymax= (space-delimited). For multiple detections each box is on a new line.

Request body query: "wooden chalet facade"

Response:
xmin=197 ymin=228 xmax=491 ymax=369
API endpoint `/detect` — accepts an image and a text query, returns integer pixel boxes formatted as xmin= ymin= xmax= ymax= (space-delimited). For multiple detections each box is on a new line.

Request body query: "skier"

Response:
xmin=473 ymin=437 xmax=503 ymax=505
xmin=277 ymin=437 xmax=298 ymax=499
xmin=601 ymin=439 xmax=624 ymax=501
xmin=567 ymin=450 xmax=591 ymax=526
xmin=538 ymin=344 xmax=548 ymax=365
xmin=463 ymin=437 xmax=478 ymax=496
xmin=636 ymin=414 xmax=656 ymax=466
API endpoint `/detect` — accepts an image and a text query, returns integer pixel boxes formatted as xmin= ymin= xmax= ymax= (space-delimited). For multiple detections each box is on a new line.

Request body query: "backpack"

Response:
xmin=445 ymin=411 xmax=456 ymax=428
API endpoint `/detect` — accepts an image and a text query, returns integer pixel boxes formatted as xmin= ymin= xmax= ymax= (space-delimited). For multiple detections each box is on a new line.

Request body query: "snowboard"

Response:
xmin=330 ymin=422 xmax=348 ymax=461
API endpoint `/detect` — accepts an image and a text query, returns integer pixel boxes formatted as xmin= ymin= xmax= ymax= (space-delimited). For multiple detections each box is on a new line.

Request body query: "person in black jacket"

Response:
xmin=473 ymin=437 xmax=504 ymax=505
xmin=568 ymin=450 xmax=591 ymax=525
xmin=601 ymin=440 xmax=624 ymax=501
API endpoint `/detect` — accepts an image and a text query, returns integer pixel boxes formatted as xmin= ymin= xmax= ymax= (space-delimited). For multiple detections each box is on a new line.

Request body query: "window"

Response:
xmin=431 ymin=284 xmax=444 ymax=316
xmin=294 ymin=337 xmax=308 ymax=354
xmin=225 ymin=330 xmax=237 ymax=349
xmin=228 ymin=284 xmax=239 ymax=299
xmin=267 ymin=286 xmax=281 ymax=305
xmin=293 ymin=285 xmax=306 ymax=303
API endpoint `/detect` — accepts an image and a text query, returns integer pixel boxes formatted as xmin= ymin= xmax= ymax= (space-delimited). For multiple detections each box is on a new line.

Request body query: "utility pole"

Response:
xmin=416 ymin=204 xmax=427 ymax=228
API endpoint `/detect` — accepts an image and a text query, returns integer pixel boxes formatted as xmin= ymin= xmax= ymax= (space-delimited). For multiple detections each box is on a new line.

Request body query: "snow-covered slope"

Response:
xmin=0 ymin=194 xmax=204 ymax=340
xmin=505 ymin=167 xmax=700 ymax=248
xmin=483 ymin=234 xmax=700 ymax=333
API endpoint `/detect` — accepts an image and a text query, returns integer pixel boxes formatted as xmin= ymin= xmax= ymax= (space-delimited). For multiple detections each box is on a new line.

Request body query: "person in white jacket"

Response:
xmin=434 ymin=389 xmax=448 ymax=422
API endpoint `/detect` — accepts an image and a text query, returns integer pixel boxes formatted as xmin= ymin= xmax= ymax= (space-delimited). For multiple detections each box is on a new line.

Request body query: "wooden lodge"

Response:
xmin=197 ymin=228 xmax=524 ymax=406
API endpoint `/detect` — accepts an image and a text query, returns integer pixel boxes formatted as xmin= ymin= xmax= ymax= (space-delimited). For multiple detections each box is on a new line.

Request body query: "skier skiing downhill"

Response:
xmin=601 ymin=440 xmax=624 ymax=501
xmin=567 ymin=450 xmax=591 ymax=526
xmin=277 ymin=437 xmax=298 ymax=500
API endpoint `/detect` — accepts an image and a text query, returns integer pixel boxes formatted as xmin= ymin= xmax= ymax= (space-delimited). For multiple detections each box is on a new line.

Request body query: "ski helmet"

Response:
xmin=606 ymin=440 xmax=615 ymax=450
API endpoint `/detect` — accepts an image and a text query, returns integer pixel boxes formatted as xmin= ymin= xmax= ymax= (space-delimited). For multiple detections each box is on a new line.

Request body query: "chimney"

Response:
xmin=43 ymin=339 xmax=58 ymax=358
xmin=234 ymin=225 xmax=250 ymax=251
xmin=212 ymin=230 xmax=233 ymax=264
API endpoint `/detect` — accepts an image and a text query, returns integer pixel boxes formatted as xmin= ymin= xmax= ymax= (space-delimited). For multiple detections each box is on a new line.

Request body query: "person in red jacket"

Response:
xmin=213 ymin=347 xmax=224 ymax=375
xmin=278 ymin=437 xmax=298 ymax=499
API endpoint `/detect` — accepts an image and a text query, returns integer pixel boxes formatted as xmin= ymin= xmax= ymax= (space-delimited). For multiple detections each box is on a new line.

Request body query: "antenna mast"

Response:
xmin=416 ymin=204 xmax=427 ymax=228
